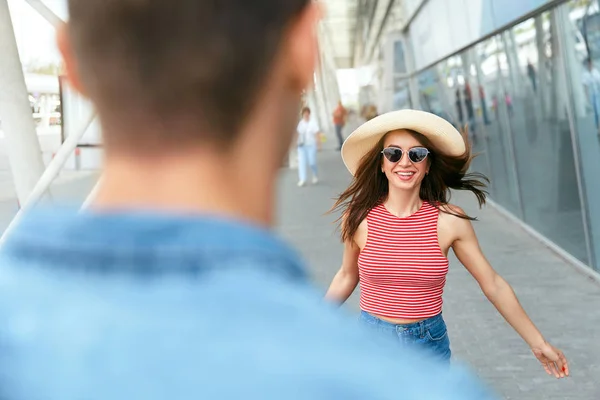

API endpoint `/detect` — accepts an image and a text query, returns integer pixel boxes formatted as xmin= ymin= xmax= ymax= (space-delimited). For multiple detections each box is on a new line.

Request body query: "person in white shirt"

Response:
xmin=296 ymin=107 xmax=320 ymax=186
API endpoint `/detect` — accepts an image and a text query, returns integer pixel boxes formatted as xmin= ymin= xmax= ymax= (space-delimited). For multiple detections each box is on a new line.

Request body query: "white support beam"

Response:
xmin=23 ymin=0 xmax=63 ymax=28
xmin=0 ymin=0 xmax=46 ymax=206
xmin=81 ymin=176 xmax=101 ymax=210
xmin=0 ymin=110 xmax=96 ymax=245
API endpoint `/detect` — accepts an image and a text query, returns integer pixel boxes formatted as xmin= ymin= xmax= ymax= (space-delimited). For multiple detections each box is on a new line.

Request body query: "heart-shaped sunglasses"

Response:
xmin=381 ymin=147 xmax=430 ymax=164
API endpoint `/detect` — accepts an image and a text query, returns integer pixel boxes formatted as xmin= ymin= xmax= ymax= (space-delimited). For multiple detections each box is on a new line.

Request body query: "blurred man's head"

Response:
xmin=57 ymin=0 xmax=321 ymax=225
xmin=59 ymin=0 xmax=319 ymax=154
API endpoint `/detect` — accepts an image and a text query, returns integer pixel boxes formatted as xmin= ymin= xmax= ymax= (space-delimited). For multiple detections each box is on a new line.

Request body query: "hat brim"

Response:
xmin=341 ymin=109 xmax=466 ymax=176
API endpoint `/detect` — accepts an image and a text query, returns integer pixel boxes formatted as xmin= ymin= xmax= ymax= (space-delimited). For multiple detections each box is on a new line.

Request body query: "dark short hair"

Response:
xmin=67 ymin=0 xmax=310 ymax=149
xmin=302 ymin=107 xmax=311 ymax=115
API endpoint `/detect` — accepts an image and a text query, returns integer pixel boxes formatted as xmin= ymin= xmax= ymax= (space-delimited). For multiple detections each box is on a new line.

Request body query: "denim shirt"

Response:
xmin=0 ymin=207 xmax=496 ymax=399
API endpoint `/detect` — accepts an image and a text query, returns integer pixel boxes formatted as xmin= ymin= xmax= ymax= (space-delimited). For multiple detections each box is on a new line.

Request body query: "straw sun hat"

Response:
xmin=341 ymin=109 xmax=466 ymax=176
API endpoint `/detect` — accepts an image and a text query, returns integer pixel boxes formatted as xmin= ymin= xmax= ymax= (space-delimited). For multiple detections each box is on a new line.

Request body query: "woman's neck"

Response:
xmin=384 ymin=187 xmax=422 ymax=218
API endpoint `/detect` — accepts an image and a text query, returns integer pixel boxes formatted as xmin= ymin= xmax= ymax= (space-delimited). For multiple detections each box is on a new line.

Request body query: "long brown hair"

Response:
xmin=331 ymin=128 xmax=488 ymax=243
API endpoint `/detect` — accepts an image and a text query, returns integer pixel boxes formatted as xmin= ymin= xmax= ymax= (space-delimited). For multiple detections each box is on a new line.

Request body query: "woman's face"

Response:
xmin=381 ymin=130 xmax=430 ymax=192
xmin=302 ymin=111 xmax=310 ymax=121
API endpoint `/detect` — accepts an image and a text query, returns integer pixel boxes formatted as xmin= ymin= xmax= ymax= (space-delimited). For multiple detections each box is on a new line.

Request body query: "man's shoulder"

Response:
xmin=0 ymin=206 xmax=495 ymax=399
xmin=180 ymin=272 xmax=495 ymax=399
xmin=0 ymin=262 xmax=494 ymax=399
xmin=166 ymin=272 xmax=496 ymax=399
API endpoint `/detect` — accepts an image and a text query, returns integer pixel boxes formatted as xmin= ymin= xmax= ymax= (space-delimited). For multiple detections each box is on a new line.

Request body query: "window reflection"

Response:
xmin=393 ymin=78 xmax=411 ymax=110
xmin=564 ymin=0 xmax=600 ymax=269
xmin=498 ymin=12 xmax=588 ymax=263
xmin=393 ymin=41 xmax=407 ymax=75
xmin=416 ymin=62 xmax=457 ymax=126
xmin=409 ymin=1 xmax=600 ymax=270
xmin=415 ymin=52 xmax=494 ymax=188
xmin=471 ymin=36 xmax=523 ymax=216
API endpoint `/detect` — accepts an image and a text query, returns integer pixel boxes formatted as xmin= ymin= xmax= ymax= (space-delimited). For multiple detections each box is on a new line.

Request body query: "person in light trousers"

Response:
xmin=296 ymin=107 xmax=320 ymax=186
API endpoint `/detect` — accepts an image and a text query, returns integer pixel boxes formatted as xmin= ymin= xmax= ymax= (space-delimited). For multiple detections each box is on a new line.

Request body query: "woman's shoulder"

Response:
xmin=436 ymin=203 xmax=475 ymax=234
xmin=436 ymin=203 xmax=466 ymax=216
xmin=435 ymin=202 xmax=470 ymax=225
xmin=341 ymin=206 xmax=376 ymax=228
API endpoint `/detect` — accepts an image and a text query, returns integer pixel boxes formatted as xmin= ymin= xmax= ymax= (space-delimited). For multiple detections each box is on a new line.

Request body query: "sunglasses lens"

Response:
xmin=383 ymin=148 xmax=403 ymax=163
xmin=408 ymin=147 xmax=429 ymax=163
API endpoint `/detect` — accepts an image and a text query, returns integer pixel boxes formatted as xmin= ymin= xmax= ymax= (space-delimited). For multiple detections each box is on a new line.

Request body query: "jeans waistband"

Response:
xmin=360 ymin=311 xmax=444 ymax=330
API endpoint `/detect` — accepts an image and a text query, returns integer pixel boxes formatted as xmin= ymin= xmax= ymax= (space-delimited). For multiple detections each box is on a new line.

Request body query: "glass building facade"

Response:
xmin=387 ymin=0 xmax=600 ymax=272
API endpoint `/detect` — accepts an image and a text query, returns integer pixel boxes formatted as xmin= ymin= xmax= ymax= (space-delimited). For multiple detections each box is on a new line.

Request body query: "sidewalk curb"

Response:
xmin=486 ymin=198 xmax=600 ymax=286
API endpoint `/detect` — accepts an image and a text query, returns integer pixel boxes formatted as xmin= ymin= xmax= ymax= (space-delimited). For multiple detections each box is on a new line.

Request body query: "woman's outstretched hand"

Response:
xmin=531 ymin=341 xmax=569 ymax=379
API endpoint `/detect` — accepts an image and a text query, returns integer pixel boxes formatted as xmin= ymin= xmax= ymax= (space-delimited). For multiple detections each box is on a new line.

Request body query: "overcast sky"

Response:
xmin=8 ymin=0 xmax=67 ymax=66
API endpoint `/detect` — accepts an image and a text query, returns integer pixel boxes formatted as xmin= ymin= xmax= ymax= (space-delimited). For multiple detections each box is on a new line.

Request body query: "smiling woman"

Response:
xmin=332 ymin=110 xmax=487 ymax=245
xmin=325 ymin=109 xmax=570 ymax=379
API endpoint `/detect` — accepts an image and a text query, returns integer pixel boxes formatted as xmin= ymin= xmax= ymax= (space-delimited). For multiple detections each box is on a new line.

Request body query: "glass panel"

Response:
xmin=415 ymin=55 xmax=495 ymax=190
xmin=457 ymin=48 xmax=493 ymax=180
xmin=393 ymin=40 xmax=408 ymax=74
xmin=392 ymin=78 xmax=412 ymax=110
xmin=563 ymin=0 xmax=600 ymax=270
xmin=416 ymin=64 xmax=456 ymax=123
xmin=471 ymin=36 xmax=523 ymax=215
xmin=497 ymin=11 xmax=589 ymax=264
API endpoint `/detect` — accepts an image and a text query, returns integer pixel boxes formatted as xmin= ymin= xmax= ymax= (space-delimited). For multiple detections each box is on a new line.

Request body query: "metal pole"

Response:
xmin=0 ymin=0 xmax=46 ymax=206
xmin=0 ymin=111 xmax=96 ymax=245
xmin=81 ymin=176 xmax=101 ymax=210
xmin=23 ymin=0 xmax=63 ymax=28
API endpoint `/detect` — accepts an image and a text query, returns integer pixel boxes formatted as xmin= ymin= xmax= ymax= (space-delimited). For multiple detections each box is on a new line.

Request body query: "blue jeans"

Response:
xmin=360 ymin=311 xmax=451 ymax=363
xmin=297 ymin=144 xmax=317 ymax=182
xmin=334 ymin=124 xmax=344 ymax=148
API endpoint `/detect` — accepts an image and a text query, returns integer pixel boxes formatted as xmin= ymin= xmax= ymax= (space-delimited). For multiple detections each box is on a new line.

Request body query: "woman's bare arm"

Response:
xmin=445 ymin=206 xmax=569 ymax=379
xmin=325 ymin=239 xmax=361 ymax=304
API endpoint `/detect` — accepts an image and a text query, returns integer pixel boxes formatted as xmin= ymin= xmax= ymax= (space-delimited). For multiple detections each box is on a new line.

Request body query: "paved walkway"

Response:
xmin=0 ymin=171 xmax=98 ymax=232
xmin=276 ymin=149 xmax=600 ymax=400
xmin=0 ymin=142 xmax=597 ymax=398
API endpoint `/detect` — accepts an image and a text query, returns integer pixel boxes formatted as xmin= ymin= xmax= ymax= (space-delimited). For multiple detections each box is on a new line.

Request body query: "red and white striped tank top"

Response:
xmin=358 ymin=201 xmax=449 ymax=320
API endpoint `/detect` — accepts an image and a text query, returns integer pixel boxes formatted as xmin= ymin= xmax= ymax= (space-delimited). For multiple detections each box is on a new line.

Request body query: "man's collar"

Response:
xmin=3 ymin=207 xmax=307 ymax=281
